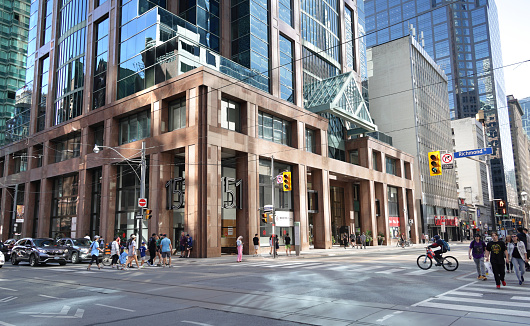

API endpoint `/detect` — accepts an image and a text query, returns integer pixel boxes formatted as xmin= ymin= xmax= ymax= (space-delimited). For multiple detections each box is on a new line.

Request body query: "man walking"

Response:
xmin=179 ymin=232 xmax=187 ymax=258
xmin=524 ymin=228 xmax=530 ymax=271
xmin=160 ymin=234 xmax=172 ymax=267
xmin=252 ymin=234 xmax=260 ymax=256
xmin=468 ymin=234 xmax=487 ymax=280
xmin=148 ymin=233 xmax=157 ymax=266
xmin=485 ymin=232 xmax=509 ymax=289
xmin=285 ymin=233 xmax=291 ymax=256
xmin=360 ymin=233 xmax=367 ymax=249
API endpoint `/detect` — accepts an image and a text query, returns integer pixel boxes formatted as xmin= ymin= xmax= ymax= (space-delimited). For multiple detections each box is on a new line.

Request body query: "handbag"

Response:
xmin=484 ymin=261 xmax=493 ymax=275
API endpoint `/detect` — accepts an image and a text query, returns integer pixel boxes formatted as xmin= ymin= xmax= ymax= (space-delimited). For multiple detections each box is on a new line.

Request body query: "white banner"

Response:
xmin=275 ymin=211 xmax=294 ymax=227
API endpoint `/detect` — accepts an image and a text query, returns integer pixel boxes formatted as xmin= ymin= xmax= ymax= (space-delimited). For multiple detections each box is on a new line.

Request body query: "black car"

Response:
xmin=11 ymin=238 xmax=69 ymax=267
xmin=2 ymin=239 xmax=17 ymax=260
xmin=57 ymin=238 xmax=93 ymax=263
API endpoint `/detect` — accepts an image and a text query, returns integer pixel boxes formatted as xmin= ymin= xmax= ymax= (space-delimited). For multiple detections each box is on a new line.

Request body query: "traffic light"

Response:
xmin=282 ymin=171 xmax=292 ymax=191
xmin=497 ymin=200 xmax=506 ymax=215
xmin=428 ymin=151 xmax=442 ymax=176
xmin=145 ymin=209 xmax=152 ymax=220
xmin=261 ymin=213 xmax=268 ymax=224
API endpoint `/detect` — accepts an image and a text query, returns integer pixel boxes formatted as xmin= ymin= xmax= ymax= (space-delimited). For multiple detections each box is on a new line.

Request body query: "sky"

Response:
xmin=497 ymin=0 xmax=530 ymax=100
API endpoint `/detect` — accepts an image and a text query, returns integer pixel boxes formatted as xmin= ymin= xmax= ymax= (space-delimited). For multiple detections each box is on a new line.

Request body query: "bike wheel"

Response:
xmin=102 ymin=255 xmax=112 ymax=266
xmin=442 ymin=256 xmax=459 ymax=271
xmin=417 ymin=255 xmax=432 ymax=270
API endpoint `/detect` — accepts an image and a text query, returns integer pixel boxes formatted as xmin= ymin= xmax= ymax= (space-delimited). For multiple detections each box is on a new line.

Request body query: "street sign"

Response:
xmin=276 ymin=175 xmax=284 ymax=184
xmin=264 ymin=204 xmax=274 ymax=212
xmin=454 ymin=147 xmax=493 ymax=159
xmin=441 ymin=153 xmax=453 ymax=164
xmin=138 ymin=198 xmax=147 ymax=208
xmin=442 ymin=164 xmax=453 ymax=169
xmin=15 ymin=219 xmax=24 ymax=223
xmin=135 ymin=211 xmax=143 ymax=219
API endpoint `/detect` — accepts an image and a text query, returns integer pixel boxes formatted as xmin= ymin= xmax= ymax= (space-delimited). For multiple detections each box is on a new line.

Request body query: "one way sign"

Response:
xmin=441 ymin=153 xmax=453 ymax=169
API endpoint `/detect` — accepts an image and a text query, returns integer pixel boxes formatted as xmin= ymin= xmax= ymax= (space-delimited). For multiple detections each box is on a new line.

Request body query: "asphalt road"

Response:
xmin=0 ymin=244 xmax=528 ymax=326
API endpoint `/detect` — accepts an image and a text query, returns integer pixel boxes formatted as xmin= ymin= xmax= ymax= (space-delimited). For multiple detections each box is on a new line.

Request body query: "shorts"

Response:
xmin=161 ymin=251 xmax=170 ymax=258
xmin=141 ymin=256 xmax=147 ymax=261
xmin=180 ymin=245 xmax=186 ymax=252
xmin=254 ymin=245 xmax=259 ymax=250
xmin=285 ymin=244 xmax=291 ymax=249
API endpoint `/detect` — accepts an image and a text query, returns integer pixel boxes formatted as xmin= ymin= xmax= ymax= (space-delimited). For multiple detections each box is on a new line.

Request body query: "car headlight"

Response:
xmin=80 ymin=248 xmax=89 ymax=253
xmin=64 ymin=249 xmax=68 ymax=253
xmin=38 ymin=249 xmax=46 ymax=253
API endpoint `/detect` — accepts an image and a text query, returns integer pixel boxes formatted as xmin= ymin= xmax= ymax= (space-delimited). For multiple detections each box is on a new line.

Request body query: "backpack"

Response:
xmin=441 ymin=240 xmax=450 ymax=252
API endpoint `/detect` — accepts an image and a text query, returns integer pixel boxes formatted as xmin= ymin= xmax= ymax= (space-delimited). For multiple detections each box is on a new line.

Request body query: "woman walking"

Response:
xmin=236 ymin=236 xmax=243 ymax=262
xmin=505 ymin=235 xmax=514 ymax=273
xmin=110 ymin=236 xmax=120 ymax=269
xmin=508 ymin=234 xmax=528 ymax=285
xmin=87 ymin=235 xmax=103 ymax=271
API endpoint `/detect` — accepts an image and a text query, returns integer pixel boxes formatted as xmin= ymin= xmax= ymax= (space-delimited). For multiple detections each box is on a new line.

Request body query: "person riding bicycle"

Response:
xmin=399 ymin=233 xmax=406 ymax=248
xmin=428 ymin=235 xmax=446 ymax=266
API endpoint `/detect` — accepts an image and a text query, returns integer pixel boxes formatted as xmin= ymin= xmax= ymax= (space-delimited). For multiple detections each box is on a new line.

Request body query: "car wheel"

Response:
xmin=71 ymin=252 xmax=79 ymax=264
xmin=11 ymin=254 xmax=19 ymax=265
xmin=29 ymin=254 xmax=38 ymax=267
xmin=0 ymin=265 xmax=3 ymax=268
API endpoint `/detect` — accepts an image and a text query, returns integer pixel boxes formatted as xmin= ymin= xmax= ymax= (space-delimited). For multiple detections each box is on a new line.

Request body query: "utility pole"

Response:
xmin=140 ymin=141 xmax=146 ymax=243
xmin=271 ymin=155 xmax=276 ymax=258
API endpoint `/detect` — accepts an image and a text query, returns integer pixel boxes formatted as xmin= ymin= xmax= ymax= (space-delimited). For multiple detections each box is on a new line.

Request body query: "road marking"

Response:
xmin=417 ymin=301 xmax=530 ymax=317
xmin=463 ymin=286 xmax=529 ymax=295
xmin=412 ymin=282 xmax=476 ymax=307
xmin=0 ymin=287 xmax=17 ymax=292
xmin=436 ymin=296 xmax=530 ymax=308
xmin=181 ymin=321 xmax=213 ymax=326
xmin=39 ymin=295 xmax=60 ymax=299
xmin=95 ymin=303 xmax=135 ymax=312
xmin=447 ymin=291 xmax=483 ymax=297
xmin=0 ymin=321 xmax=16 ymax=326
xmin=376 ymin=311 xmax=402 ymax=322
xmin=302 ymin=263 xmax=327 ymax=269
xmin=19 ymin=306 xmax=84 ymax=319
xmin=511 ymin=296 xmax=530 ymax=301
xmin=474 ymin=284 xmax=528 ymax=291
xmin=0 ymin=296 xmax=17 ymax=303
xmin=375 ymin=268 xmax=408 ymax=274
xmin=405 ymin=269 xmax=436 ymax=275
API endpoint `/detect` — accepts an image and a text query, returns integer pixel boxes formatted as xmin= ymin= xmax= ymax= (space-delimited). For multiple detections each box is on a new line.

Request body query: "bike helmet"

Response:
xmin=433 ymin=235 xmax=440 ymax=240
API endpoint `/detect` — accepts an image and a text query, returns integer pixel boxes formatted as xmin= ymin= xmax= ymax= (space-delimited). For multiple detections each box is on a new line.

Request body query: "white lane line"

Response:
xmin=474 ymin=284 xmax=529 ymax=291
xmin=0 ymin=296 xmax=17 ymax=303
xmin=0 ymin=287 xmax=17 ymax=292
xmin=447 ymin=291 xmax=483 ymax=297
xmin=412 ymin=282 xmax=476 ymax=307
xmin=406 ymin=269 xmax=436 ymax=275
xmin=0 ymin=321 xmax=16 ymax=326
xmin=511 ymin=296 xmax=530 ymax=301
xmin=463 ymin=287 xmax=530 ymax=295
xmin=350 ymin=266 xmax=387 ymax=272
xmin=436 ymin=296 xmax=530 ymax=308
xmin=283 ymin=262 xmax=320 ymax=268
xmin=95 ymin=303 xmax=135 ymax=312
xmin=39 ymin=295 xmax=60 ymax=299
xmin=376 ymin=311 xmax=403 ymax=322
xmin=302 ymin=263 xmax=327 ymax=269
xmin=181 ymin=321 xmax=213 ymax=326
xmin=417 ymin=301 xmax=530 ymax=318
xmin=375 ymin=268 xmax=408 ymax=274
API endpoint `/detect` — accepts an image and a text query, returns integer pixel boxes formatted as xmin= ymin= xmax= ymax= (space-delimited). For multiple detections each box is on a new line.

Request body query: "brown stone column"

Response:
xmin=407 ymin=188 xmax=419 ymax=243
xmin=150 ymin=152 xmax=173 ymax=242
xmin=344 ymin=182 xmax=355 ymax=237
xmin=312 ymin=169 xmax=331 ymax=249
xmin=360 ymin=179 xmax=376 ymax=243
xmin=375 ymin=182 xmax=389 ymax=245
xmin=237 ymin=152 xmax=258 ymax=254
xmin=0 ymin=186 xmax=14 ymax=240
xmin=38 ymin=178 xmax=53 ymax=237
xmin=76 ymin=168 xmax=93 ymax=238
xmin=293 ymin=163 xmax=309 ymax=250
xmin=398 ymin=187 xmax=407 ymax=240
xmin=100 ymin=164 xmax=117 ymax=242
xmin=23 ymin=182 xmax=36 ymax=237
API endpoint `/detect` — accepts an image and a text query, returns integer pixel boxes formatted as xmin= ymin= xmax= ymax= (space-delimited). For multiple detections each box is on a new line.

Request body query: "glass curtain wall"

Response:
xmin=278 ymin=0 xmax=292 ymax=26
xmin=279 ymin=35 xmax=294 ymax=103
xmin=37 ymin=57 xmax=49 ymax=131
xmin=171 ymin=156 xmax=185 ymax=242
xmin=93 ymin=18 xmax=109 ymax=109
xmin=178 ymin=0 xmax=220 ymax=52
xmin=90 ymin=168 xmax=102 ymax=238
xmin=54 ymin=0 xmax=88 ymax=125
xmin=51 ymin=174 xmax=79 ymax=238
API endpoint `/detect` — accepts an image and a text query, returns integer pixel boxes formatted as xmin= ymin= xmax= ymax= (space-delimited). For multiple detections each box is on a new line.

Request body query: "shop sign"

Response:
xmin=222 ymin=177 xmax=243 ymax=209
xmin=389 ymin=216 xmax=400 ymax=227
xmin=434 ymin=216 xmax=458 ymax=226
xmin=165 ymin=177 xmax=185 ymax=210
xmin=275 ymin=211 xmax=293 ymax=227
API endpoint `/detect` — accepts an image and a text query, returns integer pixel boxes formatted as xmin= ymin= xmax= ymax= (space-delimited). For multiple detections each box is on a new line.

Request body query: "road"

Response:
xmin=0 ymin=244 xmax=528 ymax=325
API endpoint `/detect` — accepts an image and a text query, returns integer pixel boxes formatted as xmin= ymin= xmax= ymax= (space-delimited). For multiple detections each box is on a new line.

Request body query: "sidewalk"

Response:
xmin=179 ymin=241 xmax=468 ymax=265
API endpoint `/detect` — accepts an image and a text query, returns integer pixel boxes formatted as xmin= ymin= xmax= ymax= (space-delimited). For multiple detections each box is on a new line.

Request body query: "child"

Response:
xmin=139 ymin=241 xmax=147 ymax=268
xmin=119 ymin=247 xmax=128 ymax=270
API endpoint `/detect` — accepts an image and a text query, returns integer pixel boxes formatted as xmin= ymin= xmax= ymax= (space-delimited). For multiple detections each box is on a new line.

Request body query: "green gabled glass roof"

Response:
xmin=303 ymin=72 xmax=377 ymax=132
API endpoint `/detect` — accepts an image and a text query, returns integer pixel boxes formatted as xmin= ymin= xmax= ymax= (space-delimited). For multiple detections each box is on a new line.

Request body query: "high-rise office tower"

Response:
xmin=364 ymin=0 xmax=518 ymax=210
xmin=519 ymin=97 xmax=530 ymax=140
xmin=0 ymin=0 xmax=30 ymax=145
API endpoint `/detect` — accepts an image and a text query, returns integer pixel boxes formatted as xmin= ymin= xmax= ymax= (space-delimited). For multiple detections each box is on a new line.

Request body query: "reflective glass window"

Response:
xmin=169 ymin=97 xmax=186 ymax=131
xmin=119 ymin=110 xmax=151 ymax=145
xmin=221 ymin=99 xmax=241 ymax=132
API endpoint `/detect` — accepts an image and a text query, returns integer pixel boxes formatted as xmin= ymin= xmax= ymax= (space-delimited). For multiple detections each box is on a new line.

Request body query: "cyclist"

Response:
xmin=428 ymin=235 xmax=446 ymax=266
xmin=399 ymin=233 xmax=406 ymax=248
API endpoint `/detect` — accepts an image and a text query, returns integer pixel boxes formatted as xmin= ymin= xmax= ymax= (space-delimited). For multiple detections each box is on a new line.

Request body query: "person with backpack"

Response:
xmin=468 ymin=234 xmax=487 ymax=280
xmin=485 ymin=232 xmax=509 ymax=289
xmin=428 ymin=235 xmax=446 ymax=266
xmin=87 ymin=235 xmax=103 ymax=271
xmin=186 ymin=234 xmax=193 ymax=258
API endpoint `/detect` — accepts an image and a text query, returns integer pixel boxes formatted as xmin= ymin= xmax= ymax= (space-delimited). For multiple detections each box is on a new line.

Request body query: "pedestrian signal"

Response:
xmin=497 ymin=200 xmax=506 ymax=215
xmin=261 ymin=213 xmax=268 ymax=224
xmin=428 ymin=151 xmax=442 ymax=176
xmin=282 ymin=172 xmax=292 ymax=191
xmin=145 ymin=209 xmax=152 ymax=220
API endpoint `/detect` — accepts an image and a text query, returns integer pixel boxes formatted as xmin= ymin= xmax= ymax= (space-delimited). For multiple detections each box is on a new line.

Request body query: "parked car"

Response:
xmin=0 ymin=250 xmax=4 ymax=268
xmin=57 ymin=238 xmax=93 ymax=263
xmin=2 ymin=239 xmax=17 ymax=260
xmin=11 ymin=238 xmax=69 ymax=267
xmin=0 ymin=241 xmax=8 ymax=260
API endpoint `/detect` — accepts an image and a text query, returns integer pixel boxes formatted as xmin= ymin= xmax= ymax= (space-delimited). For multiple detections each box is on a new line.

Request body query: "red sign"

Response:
xmin=389 ymin=216 xmax=400 ymax=227
xmin=434 ymin=216 xmax=457 ymax=226
xmin=138 ymin=198 xmax=147 ymax=208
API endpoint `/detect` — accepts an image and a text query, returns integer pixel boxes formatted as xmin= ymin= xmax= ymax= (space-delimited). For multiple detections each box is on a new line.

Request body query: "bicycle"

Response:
xmin=101 ymin=247 xmax=112 ymax=266
xmin=417 ymin=247 xmax=459 ymax=271
xmin=396 ymin=239 xmax=411 ymax=247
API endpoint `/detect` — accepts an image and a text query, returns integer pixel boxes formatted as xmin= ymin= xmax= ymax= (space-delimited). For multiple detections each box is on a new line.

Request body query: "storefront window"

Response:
xmin=221 ymin=159 xmax=238 ymax=249
xmin=51 ymin=174 xmax=79 ymax=238
xmin=90 ymin=168 xmax=102 ymax=237
xmin=9 ymin=184 xmax=25 ymax=238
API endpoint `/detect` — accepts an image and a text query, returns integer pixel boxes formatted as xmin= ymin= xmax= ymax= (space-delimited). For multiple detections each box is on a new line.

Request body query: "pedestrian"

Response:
xmin=160 ymin=234 xmax=172 ymax=267
xmin=179 ymin=232 xmax=187 ymax=258
xmin=156 ymin=234 xmax=163 ymax=265
xmin=360 ymin=232 xmax=367 ymax=249
xmin=400 ymin=233 xmax=405 ymax=248
xmin=186 ymin=234 xmax=193 ymax=258
xmin=285 ymin=233 xmax=292 ymax=255
xmin=504 ymin=235 xmax=514 ymax=273
xmin=87 ymin=235 xmax=103 ymax=271
xmin=119 ymin=247 xmax=128 ymax=270
xmin=110 ymin=236 xmax=120 ymax=269
xmin=508 ymin=234 xmax=528 ymax=285
xmin=269 ymin=235 xmax=273 ymax=255
xmin=468 ymin=234 xmax=487 ymax=281
xmin=485 ymin=232 xmax=509 ymax=289
xmin=275 ymin=235 xmax=280 ymax=252
xmin=126 ymin=234 xmax=140 ymax=269
xmin=139 ymin=241 xmax=147 ymax=268
xmin=524 ymin=228 xmax=530 ymax=271
xmin=148 ymin=233 xmax=157 ymax=266
xmin=356 ymin=234 xmax=362 ymax=249
xmin=350 ymin=233 xmax=356 ymax=248
xmin=252 ymin=234 xmax=260 ymax=256
xmin=516 ymin=227 xmax=527 ymax=250
xmin=236 ymin=236 xmax=243 ymax=262
xmin=84 ymin=233 xmax=91 ymax=240
xmin=342 ymin=234 xmax=348 ymax=249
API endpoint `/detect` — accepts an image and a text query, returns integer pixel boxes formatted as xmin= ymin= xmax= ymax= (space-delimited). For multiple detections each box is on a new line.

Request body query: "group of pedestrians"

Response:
xmin=469 ymin=228 xmax=530 ymax=288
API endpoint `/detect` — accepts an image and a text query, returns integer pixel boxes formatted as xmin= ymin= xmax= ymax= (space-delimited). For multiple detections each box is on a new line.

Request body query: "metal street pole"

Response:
xmin=271 ymin=155 xmax=276 ymax=258
xmin=140 ymin=141 xmax=146 ymax=244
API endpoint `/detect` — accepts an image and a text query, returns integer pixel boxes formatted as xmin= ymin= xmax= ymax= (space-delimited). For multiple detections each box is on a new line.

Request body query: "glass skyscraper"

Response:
xmin=364 ymin=0 xmax=517 ymax=205
xmin=520 ymin=97 xmax=530 ymax=140
xmin=0 ymin=0 xmax=30 ymax=145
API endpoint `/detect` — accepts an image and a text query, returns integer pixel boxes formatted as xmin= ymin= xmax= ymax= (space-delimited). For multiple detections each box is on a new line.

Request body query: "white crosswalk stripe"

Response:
xmin=412 ymin=282 xmax=530 ymax=318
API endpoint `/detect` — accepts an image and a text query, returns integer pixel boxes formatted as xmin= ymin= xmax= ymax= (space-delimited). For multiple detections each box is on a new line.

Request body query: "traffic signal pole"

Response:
xmin=271 ymin=155 xmax=276 ymax=258
xmin=140 ymin=141 xmax=146 ymax=244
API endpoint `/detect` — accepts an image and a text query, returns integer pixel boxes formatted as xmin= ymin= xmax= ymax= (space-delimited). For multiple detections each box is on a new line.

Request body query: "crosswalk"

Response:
xmin=412 ymin=281 xmax=530 ymax=317
xmin=227 ymin=260 xmax=439 ymax=276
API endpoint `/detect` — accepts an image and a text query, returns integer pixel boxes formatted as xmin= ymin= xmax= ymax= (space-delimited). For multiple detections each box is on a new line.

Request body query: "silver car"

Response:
xmin=57 ymin=238 xmax=93 ymax=264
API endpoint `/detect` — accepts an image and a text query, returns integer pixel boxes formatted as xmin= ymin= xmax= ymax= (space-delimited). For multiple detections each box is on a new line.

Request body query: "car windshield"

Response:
xmin=33 ymin=239 xmax=58 ymax=247
xmin=72 ymin=239 xmax=91 ymax=246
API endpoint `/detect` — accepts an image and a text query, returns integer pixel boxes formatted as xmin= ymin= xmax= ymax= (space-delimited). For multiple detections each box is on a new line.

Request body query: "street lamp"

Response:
xmin=93 ymin=142 xmax=147 ymax=242
xmin=521 ymin=191 xmax=528 ymax=229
